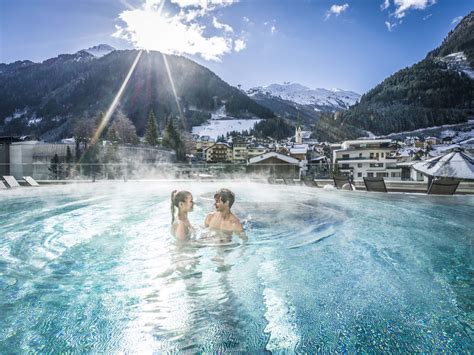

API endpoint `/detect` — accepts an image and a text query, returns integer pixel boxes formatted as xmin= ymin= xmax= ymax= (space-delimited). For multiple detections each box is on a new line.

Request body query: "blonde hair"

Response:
xmin=170 ymin=190 xmax=192 ymax=223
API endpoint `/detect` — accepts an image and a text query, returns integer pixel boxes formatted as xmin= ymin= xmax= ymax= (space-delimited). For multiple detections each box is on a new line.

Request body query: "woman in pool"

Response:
xmin=170 ymin=190 xmax=195 ymax=240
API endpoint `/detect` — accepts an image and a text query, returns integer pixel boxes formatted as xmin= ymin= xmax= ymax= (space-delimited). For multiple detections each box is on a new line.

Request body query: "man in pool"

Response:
xmin=204 ymin=188 xmax=248 ymax=243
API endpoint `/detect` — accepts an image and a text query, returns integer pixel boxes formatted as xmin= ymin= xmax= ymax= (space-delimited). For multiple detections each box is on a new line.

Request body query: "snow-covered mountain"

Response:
xmin=78 ymin=44 xmax=115 ymax=58
xmin=247 ymin=82 xmax=360 ymax=110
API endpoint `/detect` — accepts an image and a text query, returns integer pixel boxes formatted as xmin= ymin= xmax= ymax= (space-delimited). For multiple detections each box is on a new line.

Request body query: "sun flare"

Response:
xmin=114 ymin=0 xmax=241 ymax=61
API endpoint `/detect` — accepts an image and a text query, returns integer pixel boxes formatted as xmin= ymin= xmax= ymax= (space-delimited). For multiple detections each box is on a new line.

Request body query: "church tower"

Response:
xmin=295 ymin=112 xmax=302 ymax=144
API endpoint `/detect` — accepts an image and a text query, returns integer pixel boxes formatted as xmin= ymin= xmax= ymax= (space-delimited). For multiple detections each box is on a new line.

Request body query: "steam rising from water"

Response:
xmin=0 ymin=182 xmax=473 ymax=352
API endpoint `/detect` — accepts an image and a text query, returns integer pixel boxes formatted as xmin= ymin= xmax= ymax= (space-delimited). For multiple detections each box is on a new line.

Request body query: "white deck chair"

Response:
xmin=0 ymin=180 xmax=7 ymax=189
xmin=3 ymin=176 xmax=21 ymax=188
xmin=23 ymin=176 xmax=40 ymax=187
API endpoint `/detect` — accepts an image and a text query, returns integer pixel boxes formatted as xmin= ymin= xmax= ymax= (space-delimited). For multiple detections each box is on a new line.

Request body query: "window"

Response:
xmin=370 ymin=153 xmax=374 ymax=159
xmin=367 ymin=172 xmax=374 ymax=177
xmin=381 ymin=152 xmax=384 ymax=158
xmin=391 ymin=172 xmax=401 ymax=177
xmin=342 ymin=154 xmax=349 ymax=159
xmin=376 ymin=172 xmax=389 ymax=177
xmin=357 ymin=163 xmax=362 ymax=168
xmin=357 ymin=172 xmax=362 ymax=177
xmin=359 ymin=153 xmax=362 ymax=158
xmin=370 ymin=163 xmax=383 ymax=168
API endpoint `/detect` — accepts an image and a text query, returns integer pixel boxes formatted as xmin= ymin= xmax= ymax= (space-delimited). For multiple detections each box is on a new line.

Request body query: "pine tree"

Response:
xmin=49 ymin=154 xmax=64 ymax=180
xmin=162 ymin=116 xmax=186 ymax=161
xmin=65 ymin=146 xmax=73 ymax=178
xmin=144 ymin=110 xmax=159 ymax=146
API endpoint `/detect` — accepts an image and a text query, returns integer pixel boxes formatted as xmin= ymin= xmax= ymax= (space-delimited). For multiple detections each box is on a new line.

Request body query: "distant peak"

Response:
xmin=248 ymin=82 xmax=360 ymax=108
xmin=78 ymin=44 xmax=115 ymax=58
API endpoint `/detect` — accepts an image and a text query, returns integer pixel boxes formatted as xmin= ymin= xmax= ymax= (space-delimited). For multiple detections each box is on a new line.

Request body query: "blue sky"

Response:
xmin=0 ymin=0 xmax=472 ymax=94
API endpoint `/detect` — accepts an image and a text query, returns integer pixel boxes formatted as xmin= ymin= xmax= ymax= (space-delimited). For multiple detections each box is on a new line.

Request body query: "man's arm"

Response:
xmin=232 ymin=220 xmax=248 ymax=242
xmin=204 ymin=212 xmax=212 ymax=227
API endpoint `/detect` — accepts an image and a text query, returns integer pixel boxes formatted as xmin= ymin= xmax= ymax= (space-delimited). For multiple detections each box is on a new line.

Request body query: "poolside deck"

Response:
xmin=7 ymin=178 xmax=474 ymax=195
xmin=314 ymin=179 xmax=474 ymax=195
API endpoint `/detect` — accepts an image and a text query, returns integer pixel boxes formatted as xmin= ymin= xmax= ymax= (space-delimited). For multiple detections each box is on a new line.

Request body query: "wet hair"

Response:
xmin=214 ymin=188 xmax=235 ymax=208
xmin=171 ymin=190 xmax=192 ymax=223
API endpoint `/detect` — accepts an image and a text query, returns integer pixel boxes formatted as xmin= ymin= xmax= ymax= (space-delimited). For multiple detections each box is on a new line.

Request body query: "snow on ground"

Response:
xmin=452 ymin=128 xmax=474 ymax=143
xmin=437 ymin=52 xmax=474 ymax=79
xmin=192 ymin=119 xmax=261 ymax=140
xmin=210 ymin=106 xmax=227 ymax=120
xmin=379 ymin=121 xmax=474 ymax=139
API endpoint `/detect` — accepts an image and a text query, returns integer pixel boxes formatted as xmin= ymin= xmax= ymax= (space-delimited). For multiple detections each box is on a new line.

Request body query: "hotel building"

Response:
xmin=332 ymin=139 xmax=402 ymax=180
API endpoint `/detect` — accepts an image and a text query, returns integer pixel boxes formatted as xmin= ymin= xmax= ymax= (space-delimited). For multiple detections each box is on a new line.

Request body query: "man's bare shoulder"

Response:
xmin=206 ymin=211 xmax=219 ymax=219
xmin=229 ymin=213 xmax=242 ymax=223
xmin=229 ymin=213 xmax=243 ymax=230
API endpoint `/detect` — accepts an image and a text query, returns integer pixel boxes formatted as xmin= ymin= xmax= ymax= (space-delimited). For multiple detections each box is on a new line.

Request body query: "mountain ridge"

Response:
xmin=247 ymin=82 xmax=360 ymax=128
xmin=248 ymin=82 xmax=359 ymax=109
xmin=0 ymin=48 xmax=275 ymax=140
xmin=313 ymin=11 xmax=474 ymax=142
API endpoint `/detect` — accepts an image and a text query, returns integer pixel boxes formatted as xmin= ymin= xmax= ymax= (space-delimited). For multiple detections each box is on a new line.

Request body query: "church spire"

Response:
xmin=295 ymin=111 xmax=302 ymax=144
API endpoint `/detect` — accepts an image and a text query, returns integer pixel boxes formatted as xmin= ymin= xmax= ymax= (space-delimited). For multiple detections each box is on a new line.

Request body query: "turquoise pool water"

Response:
xmin=0 ymin=182 xmax=473 ymax=352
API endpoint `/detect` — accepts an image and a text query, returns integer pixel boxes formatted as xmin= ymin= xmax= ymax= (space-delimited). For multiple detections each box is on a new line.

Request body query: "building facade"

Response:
xmin=247 ymin=145 xmax=267 ymax=159
xmin=232 ymin=138 xmax=248 ymax=164
xmin=204 ymin=142 xmax=233 ymax=163
xmin=193 ymin=139 xmax=215 ymax=160
xmin=247 ymin=152 xmax=301 ymax=177
xmin=332 ymin=139 xmax=402 ymax=180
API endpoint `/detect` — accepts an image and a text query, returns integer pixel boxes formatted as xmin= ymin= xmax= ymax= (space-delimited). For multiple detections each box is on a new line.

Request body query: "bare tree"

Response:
xmin=107 ymin=111 xmax=139 ymax=145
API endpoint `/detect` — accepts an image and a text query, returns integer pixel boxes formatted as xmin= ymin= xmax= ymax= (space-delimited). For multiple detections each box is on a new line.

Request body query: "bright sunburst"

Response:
xmin=113 ymin=0 xmax=243 ymax=62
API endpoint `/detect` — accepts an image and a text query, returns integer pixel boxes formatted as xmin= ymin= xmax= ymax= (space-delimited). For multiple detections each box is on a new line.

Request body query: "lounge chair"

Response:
xmin=274 ymin=178 xmax=285 ymax=185
xmin=283 ymin=177 xmax=296 ymax=185
xmin=363 ymin=177 xmax=387 ymax=192
xmin=0 ymin=180 xmax=7 ymax=189
xmin=3 ymin=176 xmax=20 ymax=188
xmin=333 ymin=175 xmax=354 ymax=190
xmin=427 ymin=178 xmax=460 ymax=195
xmin=23 ymin=176 xmax=40 ymax=187
xmin=302 ymin=179 xmax=318 ymax=187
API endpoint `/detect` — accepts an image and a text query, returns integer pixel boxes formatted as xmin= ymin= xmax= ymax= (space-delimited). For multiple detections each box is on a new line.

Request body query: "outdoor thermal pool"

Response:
xmin=0 ymin=181 xmax=473 ymax=352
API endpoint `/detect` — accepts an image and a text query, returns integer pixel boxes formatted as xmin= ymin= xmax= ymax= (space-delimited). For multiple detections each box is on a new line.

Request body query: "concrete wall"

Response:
xmin=8 ymin=141 xmax=176 ymax=179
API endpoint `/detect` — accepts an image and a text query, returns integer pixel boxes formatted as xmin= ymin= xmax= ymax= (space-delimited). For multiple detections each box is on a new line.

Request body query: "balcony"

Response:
xmin=337 ymin=156 xmax=369 ymax=161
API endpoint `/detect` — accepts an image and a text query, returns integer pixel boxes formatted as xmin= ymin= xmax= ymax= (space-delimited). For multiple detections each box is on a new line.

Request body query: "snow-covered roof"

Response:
xmin=290 ymin=147 xmax=307 ymax=155
xmin=412 ymin=150 xmax=474 ymax=180
xmin=204 ymin=142 xmax=232 ymax=151
xmin=248 ymin=151 xmax=300 ymax=165
xmin=60 ymin=137 xmax=75 ymax=144
xmin=309 ymin=156 xmax=326 ymax=162
xmin=342 ymin=139 xmax=392 ymax=146
xmin=397 ymin=147 xmax=423 ymax=157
